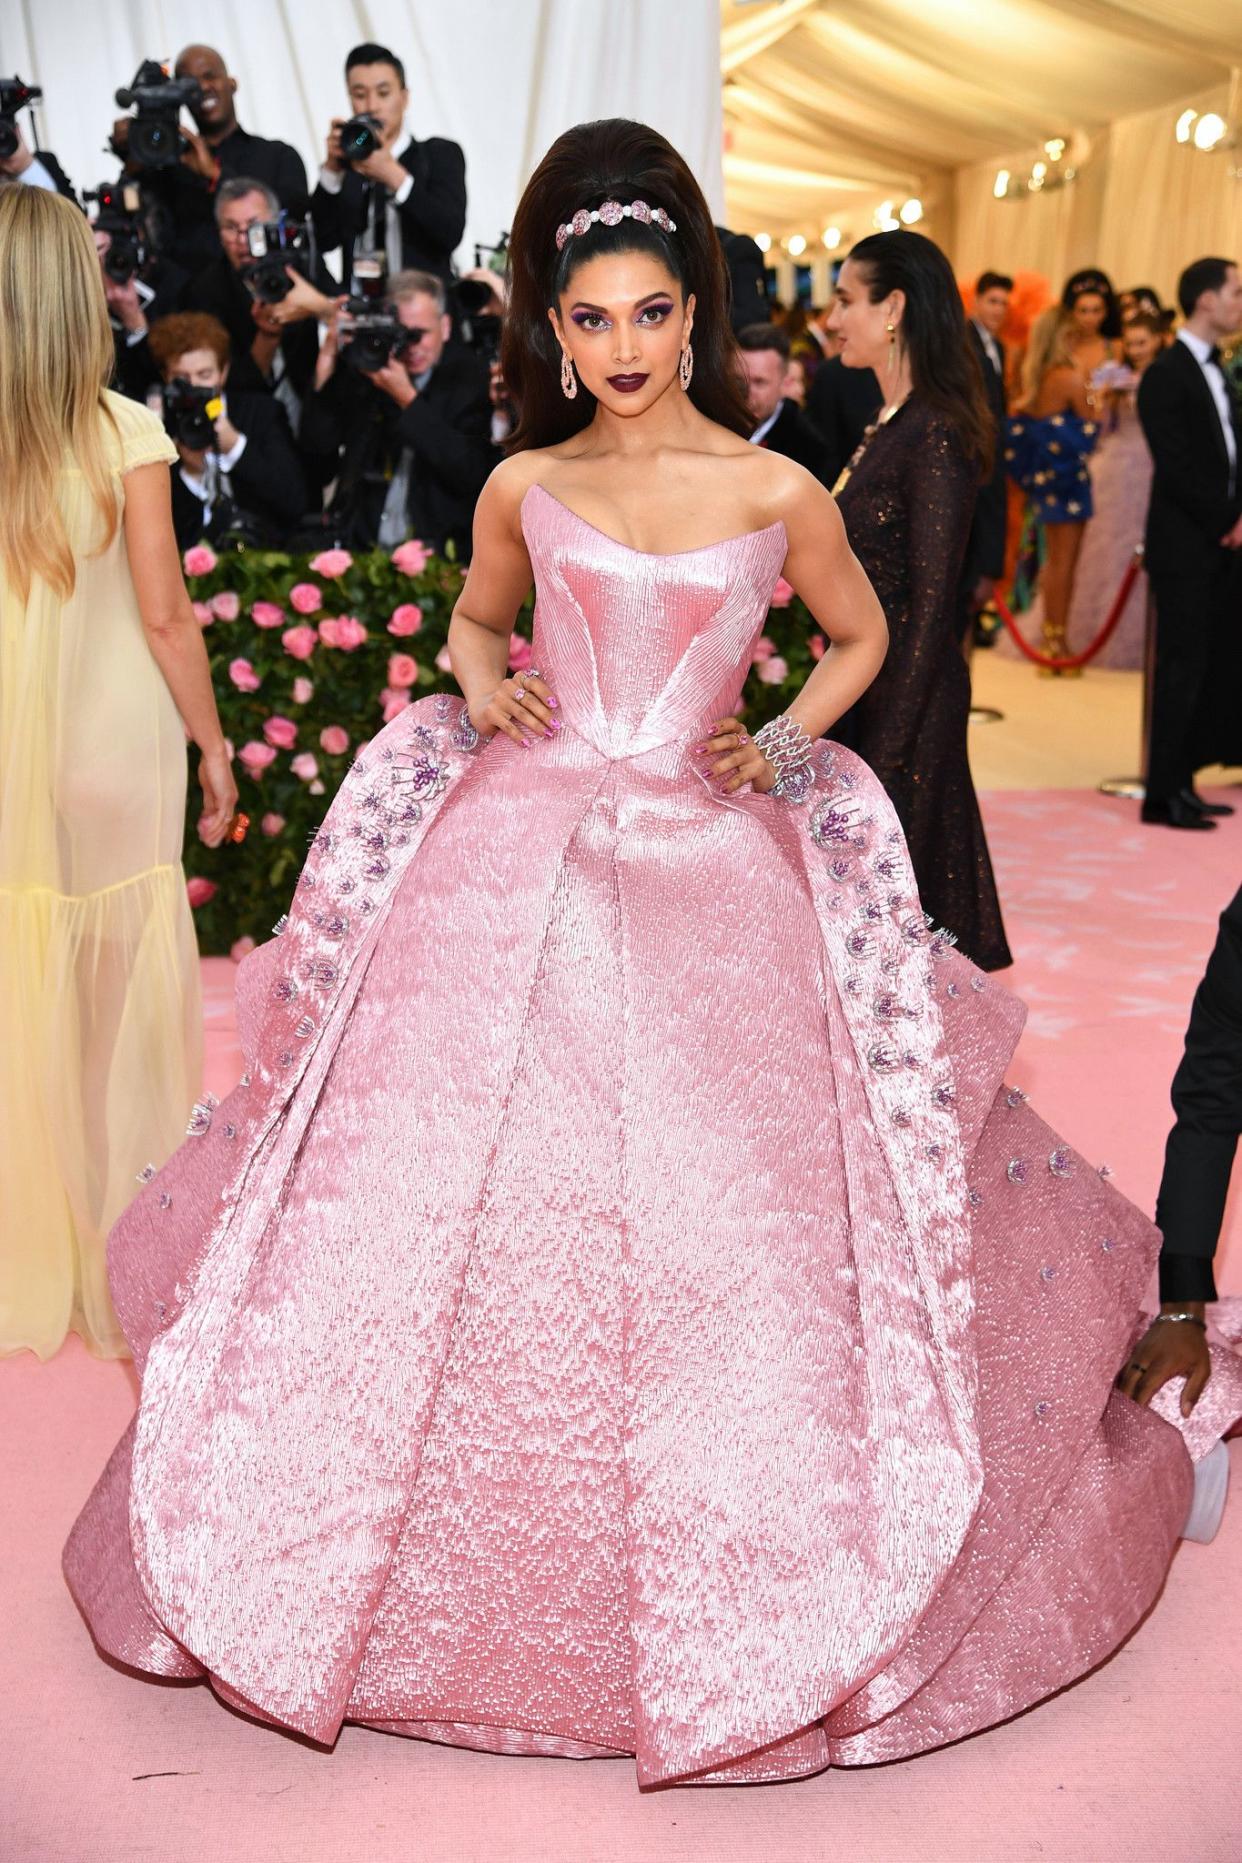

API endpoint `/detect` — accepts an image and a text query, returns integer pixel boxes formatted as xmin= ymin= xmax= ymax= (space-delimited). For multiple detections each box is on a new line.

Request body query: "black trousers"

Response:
xmin=1145 ymin=553 xmax=1238 ymax=804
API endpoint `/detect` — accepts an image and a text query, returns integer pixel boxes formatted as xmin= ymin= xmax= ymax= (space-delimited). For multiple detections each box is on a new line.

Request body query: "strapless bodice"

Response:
xmin=520 ymin=483 xmax=787 ymax=763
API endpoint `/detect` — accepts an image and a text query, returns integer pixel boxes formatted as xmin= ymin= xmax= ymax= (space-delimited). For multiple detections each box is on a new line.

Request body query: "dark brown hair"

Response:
xmin=502 ymin=118 xmax=751 ymax=452
xmin=736 ymin=321 xmax=790 ymax=361
xmin=849 ymin=230 xmax=994 ymax=474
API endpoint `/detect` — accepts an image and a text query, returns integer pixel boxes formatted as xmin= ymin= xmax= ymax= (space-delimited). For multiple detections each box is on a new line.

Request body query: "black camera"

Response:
xmin=338 ymin=113 xmax=383 ymax=164
xmin=114 ymin=61 xmax=202 ymax=170
xmin=162 ymin=378 xmax=222 ymax=451
xmin=340 ymin=297 xmax=408 ymax=373
xmin=451 ymin=236 xmax=509 ymax=362
xmin=84 ymin=181 xmax=147 ymax=283
xmin=240 ymin=216 xmax=313 ymax=304
xmin=0 ymin=76 xmax=42 ymax=161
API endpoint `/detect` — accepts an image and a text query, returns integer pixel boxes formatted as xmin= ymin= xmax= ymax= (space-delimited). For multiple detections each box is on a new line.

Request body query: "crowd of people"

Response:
xmin=3 ymin=54 xmax=1242 ymax=1811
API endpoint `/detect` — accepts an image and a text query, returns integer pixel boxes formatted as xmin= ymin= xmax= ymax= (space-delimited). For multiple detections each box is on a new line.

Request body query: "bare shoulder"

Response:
xmin=741 ymin=443 xmax=842 ymax=538
xmin=476 ymin=450 xmax=554 ymax=538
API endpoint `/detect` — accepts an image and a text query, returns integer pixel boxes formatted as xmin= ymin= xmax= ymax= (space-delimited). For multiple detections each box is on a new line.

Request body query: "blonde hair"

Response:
xmin=0 ymin=187 xmax=120 ymax=601
xmin=1021 ymin=304 xmax=1075 ymax=402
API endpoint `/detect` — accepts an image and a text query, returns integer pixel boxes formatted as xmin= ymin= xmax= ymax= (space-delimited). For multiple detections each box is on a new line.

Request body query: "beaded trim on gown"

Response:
xmin=65 ymin=482 xmax=1242 ymax=1788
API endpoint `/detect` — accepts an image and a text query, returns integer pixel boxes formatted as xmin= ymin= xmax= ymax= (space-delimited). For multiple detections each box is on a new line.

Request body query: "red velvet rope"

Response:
xmin=993 ymin=551 xmax=1143 ymax=671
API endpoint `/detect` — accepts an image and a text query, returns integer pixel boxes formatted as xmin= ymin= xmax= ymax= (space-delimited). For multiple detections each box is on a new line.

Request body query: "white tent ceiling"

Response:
xmin=721 ymin=0 xmax=1242 ymax=249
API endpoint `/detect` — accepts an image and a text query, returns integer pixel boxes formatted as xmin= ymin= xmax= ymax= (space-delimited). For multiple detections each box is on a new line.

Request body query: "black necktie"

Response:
xmin=1207 ymin=345 xmax=1222 ymax=367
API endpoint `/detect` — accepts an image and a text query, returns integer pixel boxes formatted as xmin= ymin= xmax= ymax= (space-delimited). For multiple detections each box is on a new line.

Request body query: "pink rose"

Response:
xmin=333 ymin=614 xmax=368 ymax=651
xmin=756 ymin=655 xmax=789 ymax=685
xmin=291 ymin=676 xmax=314 ymax=704
xmin=751 ymin=635 xmax=776 ymax=663
xmin=309 ymin=779 xmax=325 ymax=794
xmin=434 ymin=644 xmax=453 ymax=673
xmin=810 ymin=633 xmax=826 ymax=662
xmin=183 ymin=544 xmax=218 ymax=577
xmin=390 ymin=539 xmax=431 ymax=575
xmin=210 ymin=590 xmax=240 ymax=621
xmin=381 ymin=688 xmax=411 ymax=724
xmin=238 ymin=740 xmax=277 ymax=774
xmin=290 ymin=752 xmax=319 ymax=782
xmin=508 ymin=632 xmax=533 ymax=672
xmin=309 ymin=548 xmax=353 ymax=578
xmin=192 ymin=601 xmax=214 ymax=627
xmin=263 ymin=715 xmax=298 ymax=750
xmin=769 ymin=576 xmax=794 ymax=609
xmin=228 ymin=657 xmax=262 ymax=692
xmin=387 ymin=651 xmax=418 ymax=688
xmin=281 ymin=624 xmax=317 ymax=661
xmin=319 ymin=724 xmax=350 ymax=755
xmin=230 ymin=935 xmax=256 ymax=962
xmin=186 ymin=876 xmax=216 ymax=907
xmin=250 ymin=600 xmax=285 ymax=629
xmin=260 ymin=812 xmax=286 ymax=837
xmin=388 ymin=602 xmax=423 ymax=636
xmin=289 ymin=582 xmax=322 ymax=615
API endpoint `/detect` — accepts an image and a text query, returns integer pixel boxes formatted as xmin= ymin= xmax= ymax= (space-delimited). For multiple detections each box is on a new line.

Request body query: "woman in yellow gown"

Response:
xmin=0 ymin=188 xmax=237 ymax=1359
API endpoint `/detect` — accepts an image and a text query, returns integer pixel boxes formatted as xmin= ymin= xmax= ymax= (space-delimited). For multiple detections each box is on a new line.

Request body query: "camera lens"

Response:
xmin=0 ymin=118 xmax=18 ymax=160
xmin=340 ymin=114 xmax=381 ymax=163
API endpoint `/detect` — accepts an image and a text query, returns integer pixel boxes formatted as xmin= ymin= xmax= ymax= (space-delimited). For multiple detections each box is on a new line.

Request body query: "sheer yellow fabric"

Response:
xmin=1 ymin=390 xmax=202 ymax=1360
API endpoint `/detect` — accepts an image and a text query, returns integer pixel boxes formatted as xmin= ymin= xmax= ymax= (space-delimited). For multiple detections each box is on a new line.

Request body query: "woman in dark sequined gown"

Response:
xmin=829 ymin=233 xmax=1012 ymax=972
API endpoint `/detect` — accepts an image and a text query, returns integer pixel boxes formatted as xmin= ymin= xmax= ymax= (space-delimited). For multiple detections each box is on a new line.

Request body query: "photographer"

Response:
xmin=149 ymin=311 xmax=311 ymax=549
xmin=89 ymin=187 xmax=188 ymax=401
xmin=311 ymin=42 xmax=465 ymax=291
xmin=301 ymin=269 xmax=494 ymax=557
xmin=112 ymin=46 xmax=308 ymax=276
xmin=0 ymin=125 xmax=76 ymax=200
xmin=186 ymin=177 xmax=340 ymax=429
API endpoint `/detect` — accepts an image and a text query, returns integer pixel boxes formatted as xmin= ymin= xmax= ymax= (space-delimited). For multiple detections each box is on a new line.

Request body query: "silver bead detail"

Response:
xmin=1007 ymin=1158 xmax=1029 ymax=1185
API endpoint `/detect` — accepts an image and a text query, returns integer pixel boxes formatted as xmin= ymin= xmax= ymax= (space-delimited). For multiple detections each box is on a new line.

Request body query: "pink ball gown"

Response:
xmin=64 ymin=483 xmax=1241 ymax=1788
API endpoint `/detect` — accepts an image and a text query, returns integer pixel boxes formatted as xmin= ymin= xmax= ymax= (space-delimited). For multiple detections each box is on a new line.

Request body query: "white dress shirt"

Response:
xmin=1178 ymin=326 xmax=1237 ymax=494
xmin=318 ymin=127 xmax=415 ymax=284
xmin=748 ymin=400 xmax=784 ymax=446
xmin=17 ymin=156 xmax=59 ymax=193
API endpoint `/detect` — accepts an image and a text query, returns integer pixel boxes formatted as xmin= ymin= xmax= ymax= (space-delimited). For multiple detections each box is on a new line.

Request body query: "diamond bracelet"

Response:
xmin=1155 ymin=1311 xmax=1207 ymax=1329
xmin=753 ymin=713 xmax=815 ymax=803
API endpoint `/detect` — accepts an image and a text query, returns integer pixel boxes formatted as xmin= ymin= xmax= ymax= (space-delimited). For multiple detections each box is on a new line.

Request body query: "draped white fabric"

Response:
xmin=721 ymin=0 xmax=1242 ymax=289
xmin=0 ymin=1 xmax=724 ymax=266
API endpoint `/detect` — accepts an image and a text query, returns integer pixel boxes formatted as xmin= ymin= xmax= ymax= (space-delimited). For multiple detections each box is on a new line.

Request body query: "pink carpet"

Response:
xmin=4 ymin=789 xmax=1241 ymax=1861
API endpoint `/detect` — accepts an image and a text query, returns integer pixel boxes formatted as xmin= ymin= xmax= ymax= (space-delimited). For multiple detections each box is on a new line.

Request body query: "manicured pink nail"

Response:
xmin=521 ymin=736 xmax=532 ymax=748
xmin=547 ymin=696 xmax=559 ymax=709
xmin=548 ymin=718 xmax=563 ymax=731
xmin=693 ymin=743 xmax=708 ymax=754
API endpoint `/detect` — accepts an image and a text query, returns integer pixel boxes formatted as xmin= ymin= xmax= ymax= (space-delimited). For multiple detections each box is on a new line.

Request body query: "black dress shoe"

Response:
xmin=1141 ymin=797 xmax=1218 ymax=830
xmin=1177 ymin=787 xmax=1236 ymax=818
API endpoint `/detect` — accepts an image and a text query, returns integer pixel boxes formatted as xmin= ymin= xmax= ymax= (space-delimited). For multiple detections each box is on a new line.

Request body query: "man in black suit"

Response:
xmin=112 ymin=44 xmax=308 ymax=277
xmin=311 ymin=43 xmax=466 ymax=293
xmin=186 ymin=177 xmax=341 ymax=429
xmin=1117 ymin=884 xmax=1242 ymax=1421
xmin=736 ymin=324 xmax=829 ymax=479
xmin=806 ymin=343 xmax=881 ymax=490
xmin=149 ymin=310 xmax=311 ymax=548
xmin=1137 ymin=256 xmax=1242 ymax=830
xmin=301 ymin=269 xmax=495 ymax=558
xmin=959 ymin=271 xmax=1012 ymax=644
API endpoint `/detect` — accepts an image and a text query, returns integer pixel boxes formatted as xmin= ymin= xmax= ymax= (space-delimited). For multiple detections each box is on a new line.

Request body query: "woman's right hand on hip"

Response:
xmin=197 ymin=744 xmax=239 ymax=847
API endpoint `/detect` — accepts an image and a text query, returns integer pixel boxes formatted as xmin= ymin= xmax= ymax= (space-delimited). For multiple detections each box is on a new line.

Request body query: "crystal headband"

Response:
xmin=555 ymin=199 xmax=677 ymax=252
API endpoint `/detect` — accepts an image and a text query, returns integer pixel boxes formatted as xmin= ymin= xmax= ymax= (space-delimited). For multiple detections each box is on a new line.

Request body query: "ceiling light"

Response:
xmin=899 ymin=197 xmax=923 ymax=225
xmin=822 ymin=225 xmax=842 ymax=249
xmin=993 ymin=169 xmax=1010 ymax=198
xmin=1194 ymin=112 xmax=1228 ymax=151
xmin=787 ymin=233 xmax=807 ymax=256
xmin=754 ymin=232 xmax=771 ymax=252
xmin=1175 ymin=108 xmax=1197 ymax=144
xmin=1044 ymin=138 xmax=1066 ymax=160
xmin=1031 ymin=161 xmax=1047 ymax=181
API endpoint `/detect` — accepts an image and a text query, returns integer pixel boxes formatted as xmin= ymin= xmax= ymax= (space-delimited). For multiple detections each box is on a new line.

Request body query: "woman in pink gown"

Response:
xmin=64 ymin=120 xmax=1240 ymax=1789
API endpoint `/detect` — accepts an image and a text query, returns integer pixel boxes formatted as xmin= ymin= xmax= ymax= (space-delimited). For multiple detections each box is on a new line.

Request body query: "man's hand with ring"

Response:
xmin=692 ymin=714 xmax=777 ymax=795
xmin=1117 ymin=1308 xmax=1211 ymax=1417
xmin=470 ymin=672 xmax=561 ymax=748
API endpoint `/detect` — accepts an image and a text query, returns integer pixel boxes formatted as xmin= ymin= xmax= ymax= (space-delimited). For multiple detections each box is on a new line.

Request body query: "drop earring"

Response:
xmin=679 ymin=341 xmax=694 ymax=391
xmin=560 ymin=350 xmax=578 ymax=400
xmin=886 ymin=320 xmax=898 ymax=380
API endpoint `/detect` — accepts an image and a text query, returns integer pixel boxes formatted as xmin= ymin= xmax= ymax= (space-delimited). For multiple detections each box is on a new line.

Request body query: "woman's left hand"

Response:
xmin=692 ymin=716 xmax=777 ymax=795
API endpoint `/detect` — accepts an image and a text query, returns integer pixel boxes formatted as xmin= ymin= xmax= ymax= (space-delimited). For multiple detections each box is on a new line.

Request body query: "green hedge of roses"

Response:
xmin=181 ymin=540 xmax=821 ymax=954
